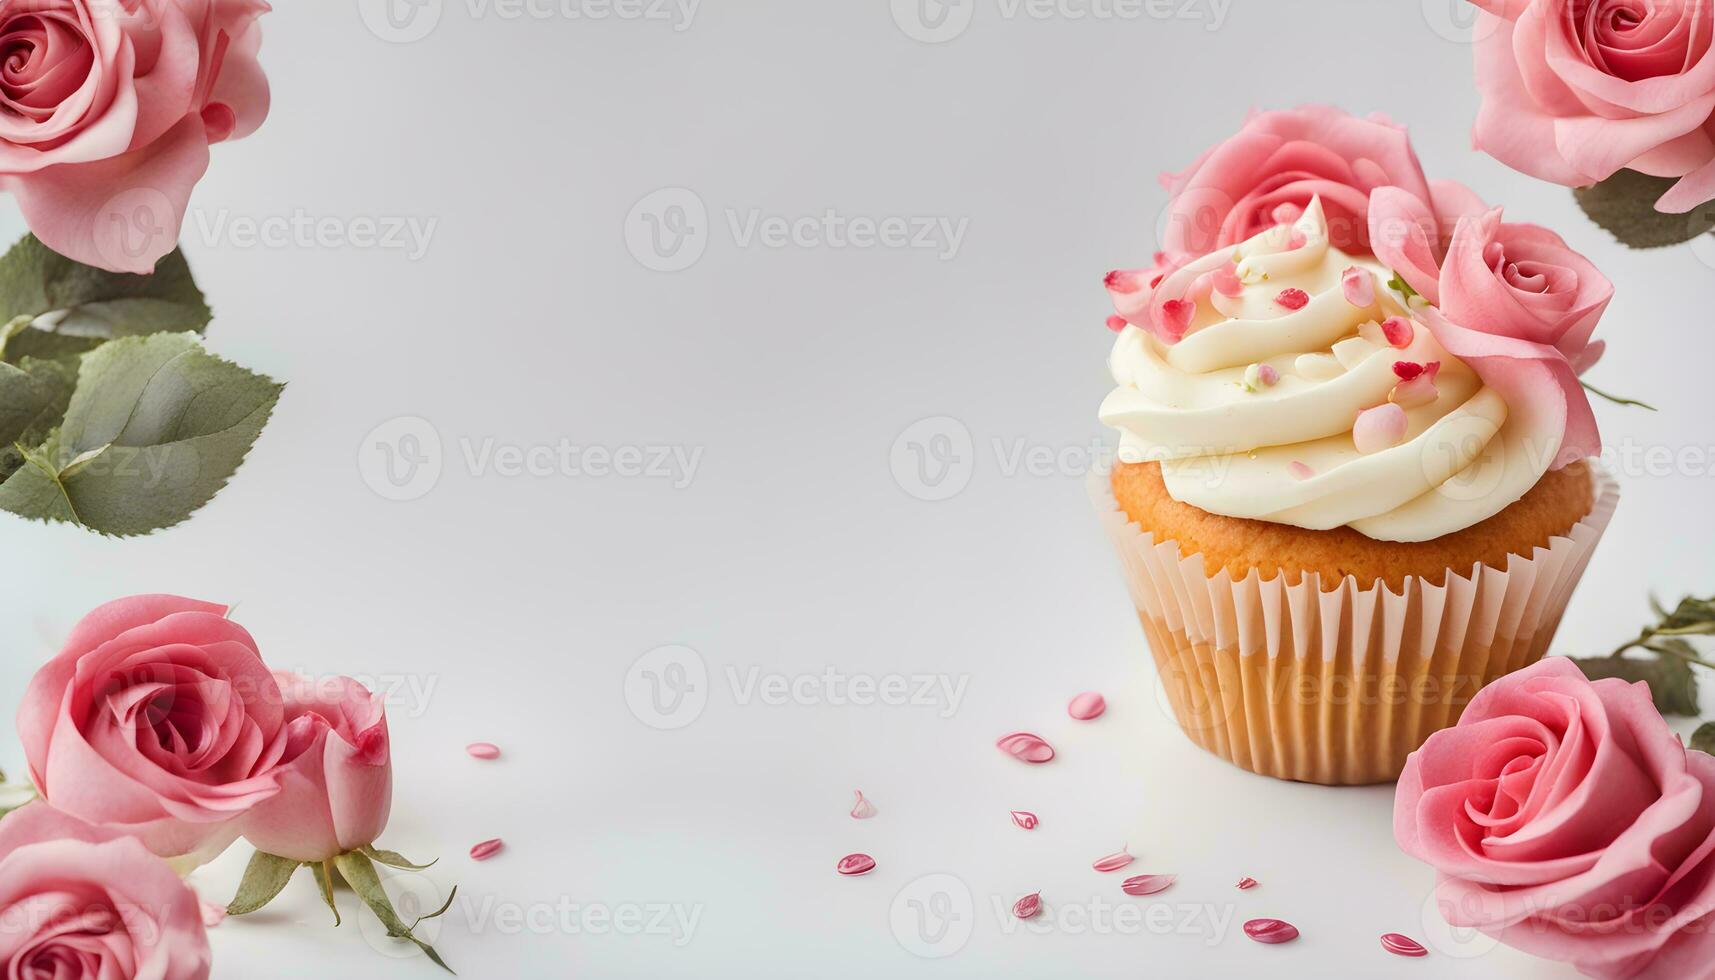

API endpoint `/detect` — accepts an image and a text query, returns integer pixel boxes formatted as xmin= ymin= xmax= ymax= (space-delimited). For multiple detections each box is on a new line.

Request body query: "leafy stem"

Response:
xmin=1582 ymin=380 xmax=1658 ymax=411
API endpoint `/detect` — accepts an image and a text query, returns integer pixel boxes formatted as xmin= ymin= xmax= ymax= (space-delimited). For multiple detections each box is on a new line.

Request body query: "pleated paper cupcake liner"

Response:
xmin=1090 ymin=462 xmax=1620 ymax=786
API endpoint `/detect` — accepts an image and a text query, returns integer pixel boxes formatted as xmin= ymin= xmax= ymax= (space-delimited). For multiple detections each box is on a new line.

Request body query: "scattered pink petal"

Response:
xmin=1157 ymin=299 xmax=1195 ymax=340
xmin=1341 ymin=266 xmax=1375 ymax=308
xmin=1390 ymin=376 xmax=1439 ymax=409
xmin=836 ymin=853 xmax=876 ymax=876
xmin=1012 ymin=892 xmax=1042 ymax=920
xmin=1392 ymin=360 xmax=1425 ymax=381
xmin=1120 ymin=874 xmax=1176 ymax=896
xmin=850 ymin=790 xmax=877 ymax=820
xmin=1286 ymin=230 xmax=1307 ymax=251
xmin=1274 ymin=288 xmax=1309 ymax=311
xmin=199 ymin=900 xmax=227 ymax=928
xmin=1067 ymin=692 xmax=1106 ymax=720
xmin=1257 ymin=364 xmax=1280 ymax=387
xmin=1236 ymin=876 xmax=1258 ymax=890
xmin=1380 ymin=315 xmax=1414 ymax=348
xmin=1353 ymin=404 xmax=1408 ymax=454
xmin=470 ymin=838 xmax=505 ymax=861
xmin=466 ymin=742 xmax=501 ymax=760
xmin=1244 ymin=918 xmax=1300 ymax=944
xmin=1286 ymin=461 xmax=1314 ymax=481
xmin=1092 ymin=846 xmax=1134 ymax=873
xmin=1423 ymin=359 xmax=1442 ymax=381
xmin=1105 ymin=269 xmax=1143 ymax=295
xmin=1381 ymin=933 xmax=1428 ymax=957
xmin=996 ymin=732 xmax=1055 ymax=764
xmin=1010 ymin=810 xmax=1039 ymax=830
xmin=1105 ymin=315 xmax=1128 ymax=333
xmin=1271 ymin=202 xmax=1303 ymax=225
xmin=1210 ymin=262 xmax=1243 ymax=297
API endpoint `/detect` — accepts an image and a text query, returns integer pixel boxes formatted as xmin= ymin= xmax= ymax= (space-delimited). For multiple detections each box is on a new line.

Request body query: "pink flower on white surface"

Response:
xmin=0 ymin=0 xmax=271 ymax=273
xmin=239 ymin=672 xmax=393 ymax=862
xmin=0 ymin=803 xmax=212 ymax=979
xmin=1469 ymin=0 xmax=1715 ymax=213
xmin=16 ymin=594 xmax=288 ymax=866
xmin=1396 ymin=657 xmax=1715 ymax=979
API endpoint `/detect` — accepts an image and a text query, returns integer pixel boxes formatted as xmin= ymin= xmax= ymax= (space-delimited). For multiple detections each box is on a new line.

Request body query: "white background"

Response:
xmin=2 ymin=1 xmax=1713 ymax=977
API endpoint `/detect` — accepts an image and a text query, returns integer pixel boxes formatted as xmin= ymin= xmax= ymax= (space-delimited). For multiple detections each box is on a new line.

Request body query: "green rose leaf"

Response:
xmin=1692 ymin=723 xmax=1715 ymax=756
xmin=361 ymin=844 xmax=439 ymax=872
xmin=1570 ymin=653 xmax=1701 ymax=716
xmin=311 ymin=860 xmax=343 ymax=927
xmin=226 ymin=851 xmax=304 ymax=916
xmin=0 ymin=355 xmax=77 ymax=479
xmin=333 ymin=851 xmax=456 ymax=974
xmin=0 ymin=234 xmax=211 ymax=363
xmin=1572 ymin=169 xmax=1715 ymax=249
xmin=0 ymin=332 xmax=282 ymax=536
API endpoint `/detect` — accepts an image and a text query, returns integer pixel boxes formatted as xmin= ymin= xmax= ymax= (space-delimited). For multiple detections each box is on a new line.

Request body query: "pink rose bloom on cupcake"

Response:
xmin=0 ymin=0 xmax=271 ymax=273
xmin=1470 ymin=0 xmax=1715 ymax=213
xmin=1396 ymin=657 xmax=1715 ymax=979
xmin=16 ymin=595 xmax=289 ymax=866
xmin=0 ymin=803 xmax=211 ymax=980
xmin=240 ymin=672 xmax=393 ymax=862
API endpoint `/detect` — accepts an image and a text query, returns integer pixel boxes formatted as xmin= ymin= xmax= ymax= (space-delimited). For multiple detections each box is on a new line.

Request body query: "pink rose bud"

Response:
xmin=239 ymin=674 xmax=393 ymax=863
xmin=0 ymin=805 xmax=212 ymax=978
xmin=17 ymin=595 xmax=290 ymax=866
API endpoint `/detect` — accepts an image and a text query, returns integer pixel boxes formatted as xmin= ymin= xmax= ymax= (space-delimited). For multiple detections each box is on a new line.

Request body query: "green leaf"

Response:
xmin=1571 ymin=654 xmax=1701 ymax=716
xmin=333 ymin=852 xmax=456 ymax=974
xmin=0 ymin=355 xmax=77 ymax=479
xmin=1385 ymin=271 xmax=1419 ymax=301
xmin=311 ymin=860 xmax=342 ymax=927
xmin=1692 ymin=723 xmax=1715 ymax=756
xmin=0 ymin=234 xmax=210 ymax=364
xmin=361 ymin=844 xmax=439 ymax=872
xmin=1581 ymin=380 xmax=1658 ymax=412
xmin=226 ymin=851 xmax=303 ymax=916
xmin=0 ymin=770 xmax=36 ymax=821
xmin=0 ymin=333 xmax=282 ymax=535
xmin=1572 ymin=169 xmax=1715 ymax=249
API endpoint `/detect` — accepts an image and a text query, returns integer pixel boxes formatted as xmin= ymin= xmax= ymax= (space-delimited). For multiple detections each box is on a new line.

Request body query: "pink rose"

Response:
xmin=16 ymin=595 xmax=288 ymax=866
xmin=240 ymin=672 xmax=392 ymax=862
xmin=1471 ymin=0 xmax=1715 ymax=213
xmin=1395 ymin=657 xmax=1715 ymax=979
xmin=1370 ymin=190 xmax=1608 ymax=468
xmin=0 ymin=803 xmax=211 ymax=979
xmin=0 ymin=0 xmax=270 ymax=273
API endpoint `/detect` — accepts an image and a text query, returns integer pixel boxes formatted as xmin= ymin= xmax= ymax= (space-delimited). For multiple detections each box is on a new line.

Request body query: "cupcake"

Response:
xmin=1091 ymin=108 xmax=1618 ymax=785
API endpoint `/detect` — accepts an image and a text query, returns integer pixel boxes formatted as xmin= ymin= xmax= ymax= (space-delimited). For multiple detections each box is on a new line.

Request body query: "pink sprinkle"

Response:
xmin=1341 ymin=266 xmax=1375 ymax=308
xmin=1274 ymin=288 xmax=1309 ymax=311
xmin=1244 ymin=918 xmax=1300 ymax=944
xmin=836 ymin=853 xmax=876 ymax=876
xmin=1157 ymin=299 xmax=1195 ymax=340
xmin=1236 ymin=876 xmax=1258 ymax=890
xmin=199 ymin=900 xmax=227 ymax=928
xmin=1257 ymin=364 xmax=1280 ymax=387
xmin=1286 ymin=461 xmax=1314 ymax=481
xmin=1105 ymin=315 xmax=1128 ymax=333
xmin=996 ymin=732 xmax=1055 ymax=764
xmin=1120 ymin=874 xmax=1176 ymax=896
xmin=1393 ymin=360 xmax=1426 ymax=381
xmin=850 ymin=790 xmax=877 ymax=820
xmin=1379 ymin=315 xmax=1414 ymax=348
xmin=1092 ymin=846 xmax=1134 ymax=873
xmin=466 ymin=742 xmax=501 ymax=760
xmin=1104 ymin=269 xmax=1143 ymax=294
xmin=1270 ymin=202 xmax=1303 ymax=225
xmin=1211 ymin=262 xmax=1243 ymax=297
xmin=1012 ymin=892 xmax=1042 ymax=920
xmin=1354 ymin=404 xmax=1409 ymax=454
xmin=1068 ymin=692 xmax=1106 ymax=720
xmin=1010 ymin=810 xmax=1039 ymax=830
xmin=470 ymin=838 xmax=505 ymax=861
xmin=1382 ymin=933 xmax=1428 ymax=957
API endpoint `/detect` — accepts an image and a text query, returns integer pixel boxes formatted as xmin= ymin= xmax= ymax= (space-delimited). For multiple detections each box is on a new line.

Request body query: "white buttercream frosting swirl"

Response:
xmin=1100 ymin=199 xmax=1557 ymax=542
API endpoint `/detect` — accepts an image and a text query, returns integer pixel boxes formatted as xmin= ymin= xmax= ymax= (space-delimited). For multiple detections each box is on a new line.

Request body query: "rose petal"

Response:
xmin=1012 ymin=892 xmax=1042 ymax=919
xmin=850 ymin=790 xmax=877 ymax=820
xmin=1381 ymin=933 xmax=1428 ymax=957
xmin=1093 ymin=846 xmax=1134 ymax=873
xmin=466 ymin=742 xmax=501 ymax=760
xmin=1068 ymin=692 xmax=1106 ymax=720
xmin=1353 ymin=404 xmax=1408 ymax=454
xmin=470 ymin=838 xmax=505 ymax=861
xmin=1121 ymin=874 xmax=1176 ymax=896
xmin=1380 ymin=316 xmax=1414 ymax=348
xmin=1275 ymin=288 xmax=1310 ymax=310
xmin=1341 ymin=266 xmax=1376 ymax=308
xmin=836 ymin=853 xmax=875 ymax=876
xmin=1244 ymin=918 xmax=1300 ymax=944
xmin=1236 ymin=876 xmax=1258 ymax=890
xmin=996 ymin=732 xmax=1055 ymax=764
